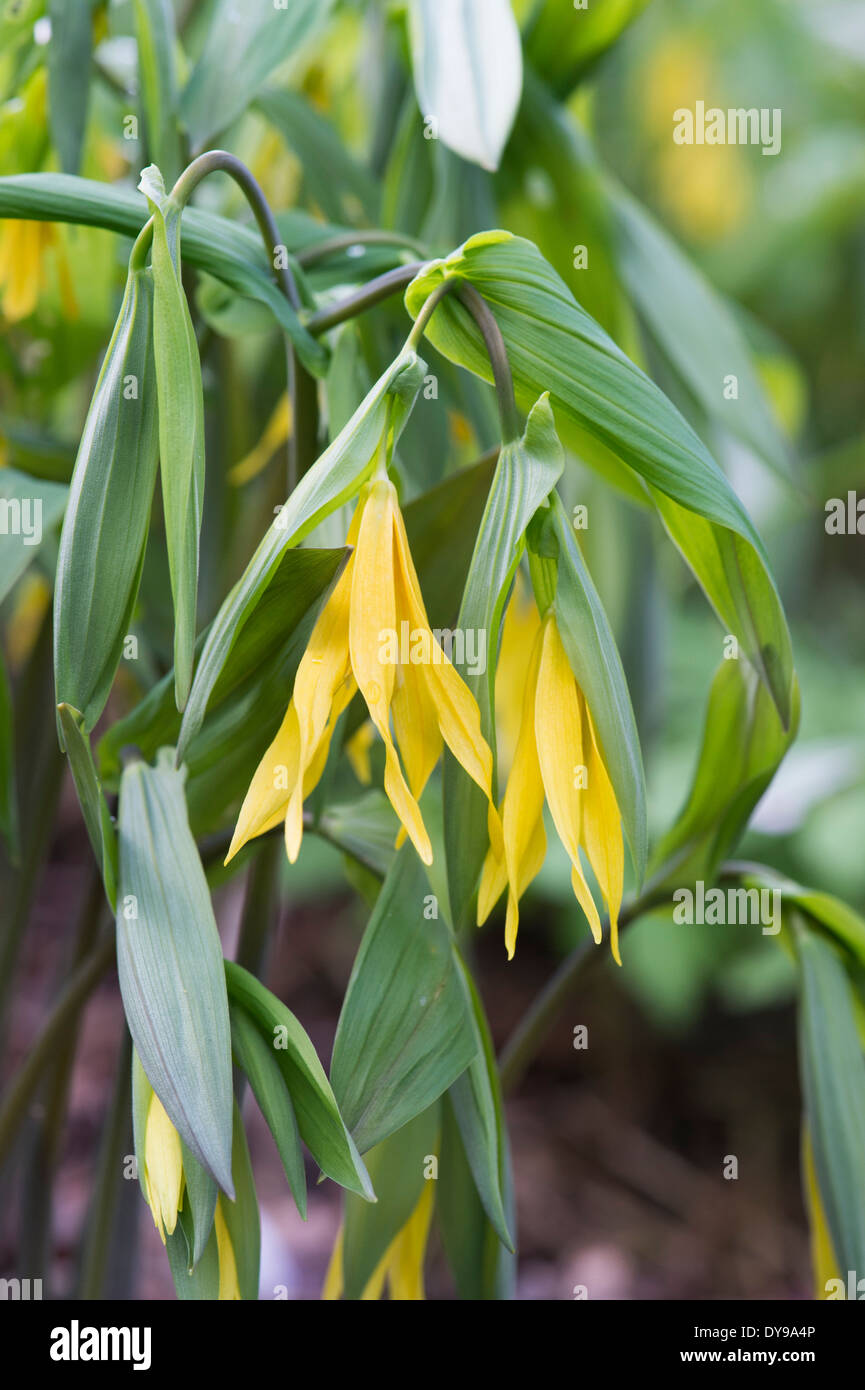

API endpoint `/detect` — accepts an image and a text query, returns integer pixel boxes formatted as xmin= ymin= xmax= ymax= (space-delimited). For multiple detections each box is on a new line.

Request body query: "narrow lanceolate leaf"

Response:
xmin=546 ymin=491 xmax=647 ymax=884
xmin=181 ymin=0 xmax=334 ymax=149
xmin=406 ymin=232 xmax=763 ymax=543
xmin=331 ymin=846 xmax=477 ymax=1155
xmin=57 ymin=705 xmax=118 ymax=910
xmin=447 ymin=952 xmax=513 ymax=1249
xmin=340 ymin=1105 xmax=440 ymax=1300
xmin=133 ymin=0 xmax=182 ymax=182
xmin=0 ymin=468 xmax=67 ymax=607
xmin=796 ymin=924 xmax=865 ymax=1279
xmin=444 ymin=394 xmax=563 ymax=926
xmin=230 ymin=1002 xmax=307 ymax=1218
xmin=0 ymin=174 xmax=326 ymax=374
xmin=47 ymin=0 xmax=94 ymax=174
xmin=116 ymin=750 xmax=234 ymax=1194
xmin=405 ymin=232 xmax=794 ymax=726
xmin=0 ymin=648 xmax=19 ymax=863
xmin=438 ymin=1090 xmax=516 ymax=1300
xmin=407 ymin=0 xmax=522 ymax=171
xmin=651 ymin=489 xmax=793 ymax=729
xmin=224 ymin=962 xmax=374 ymax=1202
xmin=177 ymin=350 xmax=426 ymax=760
xmin=650 ymin=660 xmax=798 ymax=887
xmin=54 ymin=264 xmax=159 ymax=729
xmin=140 ymin=165 xmax=205 ymax=711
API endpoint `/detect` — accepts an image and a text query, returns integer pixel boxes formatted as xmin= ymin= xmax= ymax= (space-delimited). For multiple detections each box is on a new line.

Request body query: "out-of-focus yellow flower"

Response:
xmin=322 ymin=1180 xmax=434 ymax=1301
xmin=141 ymin=1092 xmax=184 ymax=1244
xmin=0 ymin=219 xmax=55 ymax=322
xmin=5 ymin=572 xmax=51 ymax=670
xmin=479 ymin=598 xmax=624 ymax=963
xmin=227 ymin=475 xmax=502 ymax=868
xmin=230 ymin=393 xmax=292 ymax=485
xmin=345 ymin=720 xmax=375 ymax=785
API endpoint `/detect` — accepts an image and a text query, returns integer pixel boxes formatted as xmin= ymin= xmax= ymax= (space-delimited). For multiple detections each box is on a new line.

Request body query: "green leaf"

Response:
xmin=133 ymin=0 xmax=182 ymax=183
xmin=53 ymin=263 xmax=159 ymax=729
xmin=796 ymin=924 xmax=865 ymax=1279
xmin=443 ymin=395 xmax=563 ymax=926
xmin=650 ymin=660 xmax=799 ymax=887
xmin=0 ymin=468 xmax=67 ymax=607
xmin=407 ymin=0 xmax=522 ymax=171
xmin=405 ymin=232 xmax=765 ymax=544
xmin=255 ymin=89 xmax=378 ymax=224
xmin=47 ymin=0 xmax=94 ymax=174
xmin=131 ymin=1049 xmax=217 ymax=1269
xmin=99 ymin=546 xmax=343 ymax=784
xmin=0 ymin=174 xmax=326 ymax=375
xmin=341 ymin=1105 xmax=440 ymax=1300
xmin=176 ymin=350 xmax=426 ymax=761
xmin=224 ymin=961 xmax=374 ymax=1202
xmin=140 ymin=166 xmax=205 ymax=711
xmin=330 ymin=845 xmax=477 ymax=1155
xmin=610 ymin=182 xmax=791 ymax=480
xmin=545 ymin=491 xmax=647 ymax=882
xmin=447 ymin=952 xmax=513 ymax=1249
xmin=0 ymin=644 xmax=19 ymax=864
xmin=437 ymin=1090 xmax=516 ymax=1300
xmin=651 ymin=490 xmax=793 ymax=729
xmin=57 ymin=704 xmax=118 ymax=910
xmin=181 ymin=0 xmax=334 ymax=149
xmin=116 ymin=750 xmax=234 ymax=1194
xmin=218 ymin=1104 xmax=261 ymax=1301
xmin=230 ymin=1001 xmax=307 ymax=1218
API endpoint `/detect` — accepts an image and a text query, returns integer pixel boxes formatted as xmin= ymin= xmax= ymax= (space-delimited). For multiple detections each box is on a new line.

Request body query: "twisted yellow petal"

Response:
xmin=580 ymin=698 xmax=625 ymax=964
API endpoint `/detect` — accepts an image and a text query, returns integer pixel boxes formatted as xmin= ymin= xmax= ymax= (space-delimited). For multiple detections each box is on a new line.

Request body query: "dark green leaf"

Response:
xmin=47 ymin=0 xmax=94 ymax=174
xmin=231 ymin=1001 xmax=307 ymax=1218
xmin=330 ymin=845 xmax=477 ymax=1154
xmin=57 ymin=704 xmax=118 ymax=910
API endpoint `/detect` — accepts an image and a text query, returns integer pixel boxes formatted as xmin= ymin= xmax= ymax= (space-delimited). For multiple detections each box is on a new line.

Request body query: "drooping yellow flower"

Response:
xmin=322 ymin=1180 xmax=434 ymax=1301
xmin=141 ymin=1092 xmax=184 ymax=1244
xmin=479 ymin=599 xmax=624 ymax=963
xmin=494 ymin=571 xmax=542 ymax=778
xmin=227 ymin=475 xmax=502 ymax=868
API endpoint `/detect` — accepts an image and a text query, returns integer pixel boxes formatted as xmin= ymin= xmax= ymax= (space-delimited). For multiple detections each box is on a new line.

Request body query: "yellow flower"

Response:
xmin=141 ymin=1091 xmax=184 ymax=1244
xmin=140 ymin=1090 xmax=242 ymax=1299
xmin=322 ymin=1180 xmax=434 ymax=1301
xmin=227 ymin=476 xmax=502 ymax=868
xmin=345 ymin=720 xmax=375 ymax=785
xmin=0 ymin=220 xmax=54 ymax=323
xmin=479 ymin=600 xmax=624 ymax=963
xmin=494 ymin=571 xmax=542 ymax=778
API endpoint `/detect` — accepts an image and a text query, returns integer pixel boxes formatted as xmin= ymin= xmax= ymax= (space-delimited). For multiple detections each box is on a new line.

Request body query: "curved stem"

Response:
xmin=306 ymin=261 xmax=427 ymax=336
xmin=456 ymin=283 xmax=520 ymax=443
xmin=168 ymin=150 xmax=302 ymax=310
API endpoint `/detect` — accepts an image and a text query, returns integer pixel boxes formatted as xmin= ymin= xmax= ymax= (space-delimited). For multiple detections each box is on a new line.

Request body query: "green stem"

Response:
xmin=498 ymin=882 xmax=672 ymax=1095
xmin=76 ymin=1031 xmax=133 ymax=1300
xmin=234 ymin=836 xmax=283 ymax=980
xmin=456 ymin=284 xmax=520 ymax=443
xmin=306 ymin=262 xmax=427 ymax=336
xmin=0 ymin=935 xmax=115 ymax=1169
